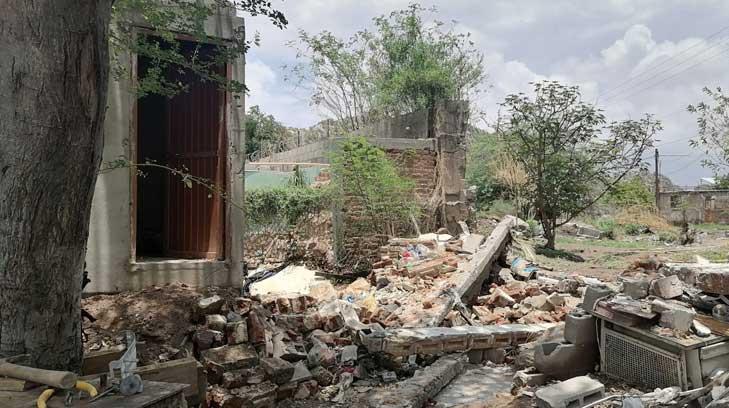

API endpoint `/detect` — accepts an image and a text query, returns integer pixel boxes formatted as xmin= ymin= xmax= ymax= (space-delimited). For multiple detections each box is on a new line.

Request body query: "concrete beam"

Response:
xmin=452 ymin=216 xmax=518 ymax=304
xmin=368 ymin=355 xmax=465 ymax=408
xmin=361 ymin=323 xmax=554 ymax=357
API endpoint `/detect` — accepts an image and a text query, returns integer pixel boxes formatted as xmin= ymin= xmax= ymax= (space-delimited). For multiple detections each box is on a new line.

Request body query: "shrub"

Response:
xmin=246 ymin=186 xmax=332 ymax=229
xmin=606 ymin=176 xmax=654 ymax=208
xmin=329 ymin=137 xmax=419 ymax=235
xmin=658 ymin=230 xmax=679 ymax=243
xmin=595 ymin=218 xmax=617 ymax=239
xmin=623 ymin=223 xmax=645 ymax=236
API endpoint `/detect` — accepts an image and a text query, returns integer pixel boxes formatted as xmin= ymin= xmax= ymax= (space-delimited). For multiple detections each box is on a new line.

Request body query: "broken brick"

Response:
xmin=202 ymin=344 xmax=259 ymax=371
xmin=226 ymin=320 xmax=249 ymax=345
xmin=260 ymin=357 xmax=295 ymax=385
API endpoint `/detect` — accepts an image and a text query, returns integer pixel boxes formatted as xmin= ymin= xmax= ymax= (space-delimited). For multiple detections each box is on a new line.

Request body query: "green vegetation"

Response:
xmin=245 ymin=105 xmax=288 ymax=157
xmin=606 ymin=176 xmax=654 ymax=208
xmin=330 ymin=137 xmax=419 ymax=235
xmin=498 ymin=81 xmax=661 ymax=249
xmin=246 ymin=186 xmax=332 ymax=228
xmin=289 ymin=3 xmax=485 ymax=130
xmin=466 ymin=132 xmax=505 ymax=209
xmin=689 ymin=87 xmax=729 ymax=172
xmin=113 ymin=1 xmax=286 ymax=97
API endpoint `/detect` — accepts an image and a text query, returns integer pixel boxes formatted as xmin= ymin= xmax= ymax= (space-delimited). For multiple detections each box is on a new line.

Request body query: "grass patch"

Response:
xmin=537 ymin=246 xmax=586 ymax=262
xmin=556 ymin=236 xmax=662 ymax=250
xmin=670 ymin=247 xmax=729 ymax=263
xmin=694 ymin=223 xmax=729 ymax=233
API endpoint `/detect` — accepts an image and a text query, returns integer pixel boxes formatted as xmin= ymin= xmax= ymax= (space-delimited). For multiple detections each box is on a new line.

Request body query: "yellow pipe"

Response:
xmin=75 ymin=380 xmax=98 ymax=397
xmin=36 ymin=388 xmax=54 ymax=408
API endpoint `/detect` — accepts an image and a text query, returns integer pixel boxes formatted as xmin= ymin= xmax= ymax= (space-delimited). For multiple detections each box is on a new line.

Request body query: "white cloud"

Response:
xmin=241 ymin=1 xmax=729 ymax=184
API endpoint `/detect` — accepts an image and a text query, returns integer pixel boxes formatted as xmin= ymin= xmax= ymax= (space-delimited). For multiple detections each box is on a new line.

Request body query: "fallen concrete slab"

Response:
xmin=662 ymin=263 xmax=729 ymax=294
xmin=368 ymin=354 xmax=465 ymax=408
xmin=433 ymin=365 xmax=514 ymax=408
xmin=452 ymin=216 xmax=518 ymax=304
xmin=361 ymin=323 xmax=554 ymax=357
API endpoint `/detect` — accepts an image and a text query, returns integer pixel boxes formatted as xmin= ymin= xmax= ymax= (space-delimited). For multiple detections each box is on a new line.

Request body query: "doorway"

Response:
xmin=135 ymin=40 xmax=226 ymax=260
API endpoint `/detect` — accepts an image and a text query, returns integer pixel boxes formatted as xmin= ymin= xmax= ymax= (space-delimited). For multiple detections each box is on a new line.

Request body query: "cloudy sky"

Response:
xmin=243 ymin=0 xmax=729 ymax=186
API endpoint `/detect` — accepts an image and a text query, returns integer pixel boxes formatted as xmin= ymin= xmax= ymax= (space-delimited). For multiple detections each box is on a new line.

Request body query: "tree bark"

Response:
xmin=0 ymin=1 xmax=112 ymax=371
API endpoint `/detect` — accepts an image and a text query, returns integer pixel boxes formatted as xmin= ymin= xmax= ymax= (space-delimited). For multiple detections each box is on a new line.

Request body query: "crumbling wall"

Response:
xmin=657 ymin=190 xmax=729 ymax=224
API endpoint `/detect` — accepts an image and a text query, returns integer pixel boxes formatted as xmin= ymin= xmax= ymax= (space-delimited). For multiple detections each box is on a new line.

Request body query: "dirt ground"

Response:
xmin=535 ymin=227 xmax=729 ymax=282
xmin=82 ymin=283 xmax=239 ymax=364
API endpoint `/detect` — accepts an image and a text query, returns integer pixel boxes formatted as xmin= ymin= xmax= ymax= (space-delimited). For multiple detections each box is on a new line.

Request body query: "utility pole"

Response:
xmin=654 ymin=148 xmax=660 ymax=207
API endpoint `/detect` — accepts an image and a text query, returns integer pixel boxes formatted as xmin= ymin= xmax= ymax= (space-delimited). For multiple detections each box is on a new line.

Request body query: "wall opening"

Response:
xmin=136 ymin=39 xmax=226 ymax=260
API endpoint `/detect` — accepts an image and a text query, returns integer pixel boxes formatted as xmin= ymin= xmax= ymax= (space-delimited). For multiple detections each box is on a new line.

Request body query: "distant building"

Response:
xmin=657 ymin=189 xmax=729 ymax=224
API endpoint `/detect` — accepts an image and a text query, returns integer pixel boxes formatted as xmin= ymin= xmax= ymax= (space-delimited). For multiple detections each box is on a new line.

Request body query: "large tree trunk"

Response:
xmin=0 ymin=1 xmax=112 ymax=371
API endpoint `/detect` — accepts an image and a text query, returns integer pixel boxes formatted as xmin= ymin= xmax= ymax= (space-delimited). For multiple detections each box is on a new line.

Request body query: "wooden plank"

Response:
xmin=0 ymin=381 xmax=186 ymax=408
xmin=696 ymin=314 xmax=729 ymax=336
xmin=135 ymin=357 xmax=204 ymax=405
xmin=0 ymin=377 xmax=30 ymax=391
xmin=82 ymin=345 xmax=126 ymax=376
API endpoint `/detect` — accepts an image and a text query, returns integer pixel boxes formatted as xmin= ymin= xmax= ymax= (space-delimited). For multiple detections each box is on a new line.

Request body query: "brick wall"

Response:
xmin=385 ymin=148 xmax=438 ymax=201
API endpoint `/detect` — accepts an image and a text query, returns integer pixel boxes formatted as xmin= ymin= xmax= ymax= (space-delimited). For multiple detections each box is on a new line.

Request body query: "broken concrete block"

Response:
xmin=274 ymin=314 xmax=307 ymax=332
xmin=222 ymin=368 xmax=266 ymax=389
xmin=202 ymin=344 xmax=259 ymax=371
xmin=275 ymin=382 xmax=297 ymax=401
xmin=535 ymin=376 xmax=605 ymax=408
xmin=294 ymin=379 xmax=318 ymax=400
xmin=557 ymin=278 xmax=579 ymax=294
xmin=582 ymin=285 xmax=613 ymax=312
xmin=230 ymin=381 xmax=277 ymax=408
xmin=651 ymin=299 xmax=696 ymax=332
xmin=368 ymin=355 xmax=465 ymax=408
xmin=340 ymin=345 xmax=358 ymax=364
xmin=290 ymin=361 xmax=312 ymax=383
xmin=193 ymin=329 xmax=224 ymax=353
xmin=660 ymin=308 xmax=695 ymax=333
xmin=277 ymin=341 xmax=308 ymax=363
xmin=206 ymin=314 xmax=228 ymax=332
xmin=523 ymin=295 xmax=551 ymax=311
xmin=467 ymin=349 xmax=484 ymax=364
xmin=193 ymin=295 xmax=225 ymax=322
xmin=484 ymin=348 xmax=506 ymax=364
xmin=226 ymin=320 xmax=249 ymax=345
xmin=487 ymin=288 xmax=516 ymax=307
xmin=307 ymin=339 xmax=337 ymax=368
xmin=310 ymin=366 xmax=334 ymax=386
xmin=260 ymin=357 xmax=294 ymax=385
xmin=462 ymin=233 xmax=485 ymax=253
xmin=546 ymin=293 xmax=566 ymax=308
xmin=650 ymin=275 xmax=683 ymax=299
xmin=534 ymin=342 xmax=597 ymax=380
xmin=513 ymin=368 xmax=548 ymax=388
xmin=621 ymin=277 xmax=651 ymax=299
xmin=564 ymin=308 xmax=596 ymax=346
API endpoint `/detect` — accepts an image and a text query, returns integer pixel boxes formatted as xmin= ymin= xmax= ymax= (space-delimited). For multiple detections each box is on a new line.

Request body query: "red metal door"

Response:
xmin=164 ymin=70 xmax=226 ymax=259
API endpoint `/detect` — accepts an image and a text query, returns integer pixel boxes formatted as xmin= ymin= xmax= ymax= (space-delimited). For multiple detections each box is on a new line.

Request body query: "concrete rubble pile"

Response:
xmin=509 ymin=256 xmax=729 ymax=408
xmin=187 ymin=216 xmax=621 ymax=407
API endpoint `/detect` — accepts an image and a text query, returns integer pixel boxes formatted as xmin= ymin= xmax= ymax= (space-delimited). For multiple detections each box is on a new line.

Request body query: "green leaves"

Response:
xmin=112 ymin=0 xmax=287 ymax=97
xmin=688 ymin=86 xmax=729 ymax=172
xmin=289 ymin=3 xmax=485 ymax=130
xmin=329 ymin=137 xmax=419 ymax=234
xmin=498 ymin=80 xmax=659 ymax=248
xmin=246 ymin=186 xmax=332 ymax=228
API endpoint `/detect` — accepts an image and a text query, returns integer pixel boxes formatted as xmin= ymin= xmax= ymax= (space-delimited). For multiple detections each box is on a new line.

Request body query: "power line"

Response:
xmin=598 ymin=24 xmax=729 ymax=100
xmin=602 ymin=43 xmax=729 ymax=104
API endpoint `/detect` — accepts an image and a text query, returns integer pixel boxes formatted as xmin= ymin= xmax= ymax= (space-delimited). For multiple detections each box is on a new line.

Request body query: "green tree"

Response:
xmin=466 ymin=132 xmax=505 ymax=209
xmin=688 ymin=86 xmax=729 ymax=172
xmin=498 ymin=81 xmax=660 ymax=249
xmin=330 ymin=137 xmax=419 ymax=236
xmin=245 ymin=105 xmax=288 ymax=159
xmin=0 ymin=0 xmax=286 ymax=372
xmin=606 ymin=176 xmax=654 ymax=208
xmin=289 ymin=3 xmax=485 ymax=130
xmin=112 ymin=0 xmax=286 ymax=97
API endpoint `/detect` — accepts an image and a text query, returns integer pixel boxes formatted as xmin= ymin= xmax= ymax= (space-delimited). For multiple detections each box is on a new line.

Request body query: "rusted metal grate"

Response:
xmin=602 ymin=328 xmax=685 ymax=390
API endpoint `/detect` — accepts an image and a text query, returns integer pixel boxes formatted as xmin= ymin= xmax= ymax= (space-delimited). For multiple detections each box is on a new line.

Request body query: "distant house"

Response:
xmin=85 ymin=7 xmax=245 ymax=293
xmin=657 ymin=189 xmax=729 ymax=224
